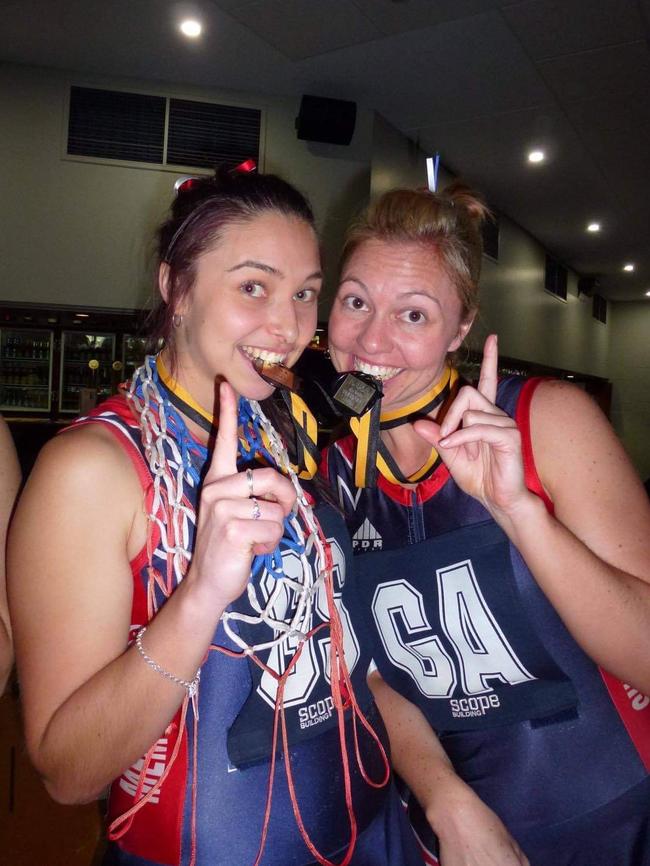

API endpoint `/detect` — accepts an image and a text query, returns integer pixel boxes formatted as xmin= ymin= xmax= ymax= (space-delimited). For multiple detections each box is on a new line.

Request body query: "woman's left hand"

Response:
xmin=414 ymin=335 xmax=531 ymax=518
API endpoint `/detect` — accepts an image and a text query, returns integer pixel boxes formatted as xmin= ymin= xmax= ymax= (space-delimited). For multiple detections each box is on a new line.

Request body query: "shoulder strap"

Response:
xmin=66 ymin=395 xmax=153 ymax=498
xmin=514 ymin=378 xmax=554 ymax=514
xmin=62 ymin=396 xmax=160 ymax=571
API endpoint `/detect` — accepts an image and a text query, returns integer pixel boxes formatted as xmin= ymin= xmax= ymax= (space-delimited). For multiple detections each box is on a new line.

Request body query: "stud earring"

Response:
xmin=172 ymin=313 xmax=183 ymax=328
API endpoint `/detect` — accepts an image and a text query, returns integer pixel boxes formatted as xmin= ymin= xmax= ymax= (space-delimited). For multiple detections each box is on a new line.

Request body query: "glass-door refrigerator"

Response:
xmin=0 ymin=327 xmax=54 ymax=413
xmin=59 ymin=331 xmax=116 ymax=415
xmin=122 ymin=334 xmax=149 ymax=381
xmin=1 ymin=303 xmax=146 ymax=475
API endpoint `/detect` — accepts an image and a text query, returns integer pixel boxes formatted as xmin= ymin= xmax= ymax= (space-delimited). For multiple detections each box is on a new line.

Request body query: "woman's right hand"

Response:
xmin=188 ymin=381 xmax=297 ymax=607
xmin=367 ymin=671 xmax=529 ymax=866
xmin=414 ymin=335 xmax=531 ymax=522
xmin=432 ymin=787 xmax=529 ymax=866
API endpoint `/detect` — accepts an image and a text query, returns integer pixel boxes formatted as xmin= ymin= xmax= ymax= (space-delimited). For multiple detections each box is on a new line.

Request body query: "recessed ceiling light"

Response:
xmin=180 ymin=19 xmax=202 ymax=38
xmin=623 ymin=263 xmax=635 ymax=272
xmin=528 ymin=150 xmax=545 ymax=164
xmin=645 ymin=290 xmax=650 ymax=297
xmin=586 ymin=222 xmax=600 ymax=233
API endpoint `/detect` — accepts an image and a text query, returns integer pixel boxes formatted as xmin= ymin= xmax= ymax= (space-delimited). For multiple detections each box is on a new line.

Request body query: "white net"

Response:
xmin=128 ymin=357 xmax=330 ymax=655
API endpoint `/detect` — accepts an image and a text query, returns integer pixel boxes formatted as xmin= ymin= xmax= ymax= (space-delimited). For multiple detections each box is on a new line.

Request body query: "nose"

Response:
xmin=357 ymin=312 xmax=390 ymax=356
xmin=268 ymin=298 xmax=298 ymax=345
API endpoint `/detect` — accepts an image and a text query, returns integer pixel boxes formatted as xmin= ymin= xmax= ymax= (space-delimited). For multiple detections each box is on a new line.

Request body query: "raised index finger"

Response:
xmin=206 ymin=380 xmax=239 ymax=482
xmin=477 ymin=334 xmax=499 ymax=404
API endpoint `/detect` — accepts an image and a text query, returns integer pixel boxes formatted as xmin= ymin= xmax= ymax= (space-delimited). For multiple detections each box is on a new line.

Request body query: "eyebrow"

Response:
xmin=340 ymin=277 xmax=441 ymax=308
xmin=227 ymin=260 xmax=323 ymax=282
xmin=227 ymin=260 xmax=283 ymax=276
xmin=340 ymin=276 xmax=368 ymax=291
xmin=400 ymin=291 xmax=442 ymax=307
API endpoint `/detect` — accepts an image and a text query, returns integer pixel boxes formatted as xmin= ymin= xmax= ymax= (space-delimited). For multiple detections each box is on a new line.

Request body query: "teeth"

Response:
xmin=242 ymin=346 xmax=287 ymax=364
xmin=354 ymin=358 xmax=402 ymax=381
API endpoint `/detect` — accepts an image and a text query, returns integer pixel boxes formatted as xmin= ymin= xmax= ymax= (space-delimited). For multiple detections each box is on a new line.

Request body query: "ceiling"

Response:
xmin=2 ymin=0 xmax=650 ymax=301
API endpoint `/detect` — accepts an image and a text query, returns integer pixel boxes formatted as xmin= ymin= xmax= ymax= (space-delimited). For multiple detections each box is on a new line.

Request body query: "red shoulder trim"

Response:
xmin=516 ymin=381 xmax=650 ymax=766
xmin=599 ymin=671 xmax=650 ymax=772
xmin=61 ymin=396 xmax=159 ymax=576
xmin=515 ymin=378 xmax=554 ymax=515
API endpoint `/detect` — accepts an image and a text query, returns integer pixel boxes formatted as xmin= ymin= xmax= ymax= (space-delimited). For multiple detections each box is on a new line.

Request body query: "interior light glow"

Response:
xmin=528 ymin=150 xmax=545 ymax=163
xmin=645 ymin=291 xmax=650 ymax=297
xmin=180 ymin=19 xmax=202 ymax=38
xmin=587 ymin=222 xmax=600 ymax=232
xmin=623 ymin=263 xmax=635 ymax=272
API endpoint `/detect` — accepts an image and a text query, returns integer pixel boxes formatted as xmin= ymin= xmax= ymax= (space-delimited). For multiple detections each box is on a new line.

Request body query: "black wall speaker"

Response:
xmin=578 ymin=276 xmax=600 ymax=297
xmin=295 ymin=95 xmax=357 ymax=146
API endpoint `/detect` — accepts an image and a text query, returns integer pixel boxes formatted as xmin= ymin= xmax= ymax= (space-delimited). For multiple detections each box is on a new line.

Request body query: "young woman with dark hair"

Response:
xmin=8 ymin=169 xmax=422 ymax=866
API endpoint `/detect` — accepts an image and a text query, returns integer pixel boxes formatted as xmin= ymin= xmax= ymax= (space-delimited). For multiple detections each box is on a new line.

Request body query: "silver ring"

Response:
xmin=251 ymin=497 xmax=262 ymax=520
xmin=246 ymin=467 xmax=254 ymax=497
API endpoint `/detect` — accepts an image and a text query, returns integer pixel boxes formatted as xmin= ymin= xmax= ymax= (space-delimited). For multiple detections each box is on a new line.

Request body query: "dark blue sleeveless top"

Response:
xmin=73 ymin=392 xmax=395 ymax=866
xmin=324 ymin=376 xmax=650 ymax=841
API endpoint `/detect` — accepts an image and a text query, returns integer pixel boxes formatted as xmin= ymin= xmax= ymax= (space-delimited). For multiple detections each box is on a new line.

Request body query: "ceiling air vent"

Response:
xmin=67 ymin=86 xmax=165 ymax=164
xmin=167 ymin=99 xmax=261 ymax=170
xmin=67 ymin=87 xmax=261 ymax=170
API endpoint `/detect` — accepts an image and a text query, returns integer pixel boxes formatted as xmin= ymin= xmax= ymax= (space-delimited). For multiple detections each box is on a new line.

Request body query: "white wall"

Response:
xmin=479 ymin=224 xmax=609 ymax=378
xmin=369 ymin=114 xmax=609 ymax=377
xmin=0 ymin=62 xmax=372 ymax=311
xmin=609 ymin=302 xmax=650 ymax=481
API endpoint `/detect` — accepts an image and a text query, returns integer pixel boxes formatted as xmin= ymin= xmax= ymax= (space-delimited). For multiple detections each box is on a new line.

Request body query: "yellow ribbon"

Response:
xmin=156 ymin=355 xmax=319 ymax=479
xmin=349 ymin=366 xmax=459 ymax=487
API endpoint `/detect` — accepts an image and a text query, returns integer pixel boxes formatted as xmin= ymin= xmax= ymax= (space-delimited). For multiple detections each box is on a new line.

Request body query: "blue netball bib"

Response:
xmin=227 ymin=503 xmax=378 ymax=766
xmin=351 ymin=519 xmax=577 ymax=731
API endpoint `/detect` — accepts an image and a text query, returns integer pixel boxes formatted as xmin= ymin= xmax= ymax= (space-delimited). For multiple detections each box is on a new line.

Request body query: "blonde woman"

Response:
xmin=324 ymin=185 xmax=650 ymax=866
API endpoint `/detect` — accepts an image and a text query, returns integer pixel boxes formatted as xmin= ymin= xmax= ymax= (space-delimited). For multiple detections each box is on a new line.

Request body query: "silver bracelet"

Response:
xmin=134 ymin=626 xmax=201 ymax=699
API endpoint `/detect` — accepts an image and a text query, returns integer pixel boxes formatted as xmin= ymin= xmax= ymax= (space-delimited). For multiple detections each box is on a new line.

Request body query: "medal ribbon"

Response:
xmin=349 ymin=365 xmax=459 ymax=487
xmin=281 ymin=390 xmax=320 ymax=479
xmin=155 ymin=355 xmax=320 ymax=479
xmin=156 ymin=355 xmax=214 ymax=433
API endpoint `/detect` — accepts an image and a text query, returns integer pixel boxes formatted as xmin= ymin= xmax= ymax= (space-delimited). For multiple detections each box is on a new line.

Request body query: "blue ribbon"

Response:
xmin=136 ymin=362 xmax=305 ymax=581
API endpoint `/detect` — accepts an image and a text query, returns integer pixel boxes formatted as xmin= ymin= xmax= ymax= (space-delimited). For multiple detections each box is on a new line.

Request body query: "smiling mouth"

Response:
xmin=241 ymin=345 xmax=289 ymax=364
xmin=354 ymin=358 xmax=402 ymax=381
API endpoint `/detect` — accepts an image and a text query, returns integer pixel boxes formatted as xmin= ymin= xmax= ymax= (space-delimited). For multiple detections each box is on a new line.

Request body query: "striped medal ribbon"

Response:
xmin=349 ymin=365 xmax=459 ymax=488
xmin=156 ymin=355 xmax=320 ymax=479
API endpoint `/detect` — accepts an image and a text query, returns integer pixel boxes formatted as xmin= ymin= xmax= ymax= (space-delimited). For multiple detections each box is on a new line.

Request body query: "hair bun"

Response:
xmin=441 ymin=181 xmax=491 ymax=225
xmin=172 ymin=162 xmax=256 ymax=219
